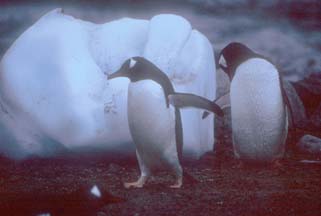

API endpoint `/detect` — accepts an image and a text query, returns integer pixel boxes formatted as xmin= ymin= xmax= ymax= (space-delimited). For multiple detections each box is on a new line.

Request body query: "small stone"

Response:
xmin=297 ymin=135 xmax=321 ymax=155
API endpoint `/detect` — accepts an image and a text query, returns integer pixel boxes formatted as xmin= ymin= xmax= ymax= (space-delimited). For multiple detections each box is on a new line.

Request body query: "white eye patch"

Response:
xmin=90 ymin=185 xmax=101 ymax=198
xmin=219 ymin=55 xmax=227 ymax=68
xmin=129 ymin=58 xmax=137 ymax=68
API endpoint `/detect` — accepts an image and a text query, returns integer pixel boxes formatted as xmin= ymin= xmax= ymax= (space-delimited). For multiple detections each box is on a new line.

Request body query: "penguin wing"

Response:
xmin=202 ymin=92 xmax=230 ymax=119
xmin=280 ymin=79 xmax=295 ymax=127
xmin=168 ymin=93 xmax=224 ymax=117
xmin=281 ymin=79 xmax=320 ymax=137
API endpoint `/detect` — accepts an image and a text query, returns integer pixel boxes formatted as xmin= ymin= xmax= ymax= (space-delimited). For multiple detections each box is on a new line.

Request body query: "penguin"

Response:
xmin=217 ymin=42 xmax=292 ymax=164
xmin=107 ymin=57 xmax=223 ymax=188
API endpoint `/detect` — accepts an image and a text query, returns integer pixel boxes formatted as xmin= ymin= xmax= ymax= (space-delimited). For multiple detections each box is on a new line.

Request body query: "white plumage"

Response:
xmin=128 ymin=80 xmax=181 ymax=173
xmin=230 ymin=58 xmax=288 ymax=161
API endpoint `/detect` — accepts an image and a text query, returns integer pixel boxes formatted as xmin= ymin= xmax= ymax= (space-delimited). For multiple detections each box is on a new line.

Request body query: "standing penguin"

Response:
xmin=107 ymin=57 xmax=222 ymax=188
xmin=217 ymin=42 xmax=292 ymax=164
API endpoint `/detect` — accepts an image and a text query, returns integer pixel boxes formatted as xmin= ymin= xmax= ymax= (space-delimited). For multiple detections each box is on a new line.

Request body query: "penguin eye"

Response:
xmin=218 ymin=55 xmax=227 ymax=68
xmin=129 ymin=58 xmax=137 ymax=69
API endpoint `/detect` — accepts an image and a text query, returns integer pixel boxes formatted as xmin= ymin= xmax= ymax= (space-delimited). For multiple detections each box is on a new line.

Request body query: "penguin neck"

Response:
xmin=229 ymin=53 xmax=271 ymax=81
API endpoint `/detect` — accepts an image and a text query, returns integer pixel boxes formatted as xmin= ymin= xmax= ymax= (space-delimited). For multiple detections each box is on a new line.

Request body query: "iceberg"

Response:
xmin=0 ymin=9 xmax=216 ymax=159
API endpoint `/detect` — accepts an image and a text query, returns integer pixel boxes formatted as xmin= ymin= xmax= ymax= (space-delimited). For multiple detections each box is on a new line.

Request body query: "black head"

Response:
xmin=107 ymin=56 xmax=165 ymax=83
xmin=107 ymin=57 xmax=138 ymax=81
xmin=107 ymin=56 xmax=175 ymax=107
xmin=218 ymin=42 xmax=260 ymax=80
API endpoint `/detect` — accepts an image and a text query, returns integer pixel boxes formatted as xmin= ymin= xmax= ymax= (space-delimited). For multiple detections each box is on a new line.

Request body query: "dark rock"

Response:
xmin=311 ymin=103 xmax=321 ymax=129
xmin=297 ymin=135 xmax=321 ymax=155
xmin=293 ymin=73 xmax=321 ymax=117
xmin=292 ymin=73 xmax=321 ymax=137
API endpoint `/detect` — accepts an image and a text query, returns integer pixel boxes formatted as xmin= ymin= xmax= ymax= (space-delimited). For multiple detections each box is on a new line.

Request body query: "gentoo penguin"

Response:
xmin=108 ymin=57 xmax=182 ymax=188
xmin=107 ymin=57 xmax=223 ymax=188
xmin=218 ymin=42 xmax=291 ymax=164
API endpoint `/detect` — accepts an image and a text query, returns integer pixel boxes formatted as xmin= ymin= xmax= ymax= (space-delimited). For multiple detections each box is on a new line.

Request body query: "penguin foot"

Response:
xmin=170 ymin=177 xmax=183 ymax=189
xmin=124 ymin=176 xmax=148 ymax=189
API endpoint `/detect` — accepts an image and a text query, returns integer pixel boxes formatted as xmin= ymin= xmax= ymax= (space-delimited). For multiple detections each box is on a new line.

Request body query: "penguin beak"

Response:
xmin=107 ymin=69 xmax=127 ymax=80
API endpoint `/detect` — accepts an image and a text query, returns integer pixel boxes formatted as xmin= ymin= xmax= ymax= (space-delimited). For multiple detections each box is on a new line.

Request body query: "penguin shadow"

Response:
xmin=0 ymin=184 xmax=125 ymax=216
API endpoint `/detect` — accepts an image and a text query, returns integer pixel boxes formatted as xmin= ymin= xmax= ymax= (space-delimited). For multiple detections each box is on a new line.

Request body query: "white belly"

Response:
xmin=230 ymin=59 xmax=288 ymax=161
xmin=128 ymin=80 xmax=178 ymax=168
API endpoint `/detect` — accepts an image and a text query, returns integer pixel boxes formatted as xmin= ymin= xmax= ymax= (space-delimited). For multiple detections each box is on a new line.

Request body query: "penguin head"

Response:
xmin=107 ymin=57 xmax=146 ymax=82
xmin=218 ymin=42 xmax=258 ymax=80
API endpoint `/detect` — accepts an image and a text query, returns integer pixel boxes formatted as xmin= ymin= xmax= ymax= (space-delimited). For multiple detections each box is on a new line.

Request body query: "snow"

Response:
xmin=0 ymin=9 xmax=216 ymax=159
xmin=90 ymin=185 xmax=101 ymax=198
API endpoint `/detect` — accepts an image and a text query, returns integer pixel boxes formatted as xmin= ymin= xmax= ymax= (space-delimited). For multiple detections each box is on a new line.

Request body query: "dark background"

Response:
xmin=0 ymin=0 xmax=320 ymax=81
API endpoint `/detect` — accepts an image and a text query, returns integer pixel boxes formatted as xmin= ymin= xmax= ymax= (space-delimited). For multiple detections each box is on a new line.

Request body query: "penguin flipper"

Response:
xmin=201 ymin=92 xmax=231 ymax=119
xmin=214 ymin=92 xmax=231 ymax=109
xmin=168 ymin=93 xmax=224 ymax=117
xmin=281 ymin=80 xmax=294 ymax=128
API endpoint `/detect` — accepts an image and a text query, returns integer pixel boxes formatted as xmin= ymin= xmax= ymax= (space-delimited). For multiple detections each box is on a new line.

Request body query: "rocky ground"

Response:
xmin=0 ymin=147 xmax=320 ymax=216
xmin=0 ymin=1 xmax=320 ymax=215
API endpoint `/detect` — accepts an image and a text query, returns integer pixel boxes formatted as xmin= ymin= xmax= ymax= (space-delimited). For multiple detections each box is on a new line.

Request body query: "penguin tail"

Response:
xmin=201 ymin=92 xmax=231 ymax=119
xmin=168 ymin=93 xmax=224 ymax=117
